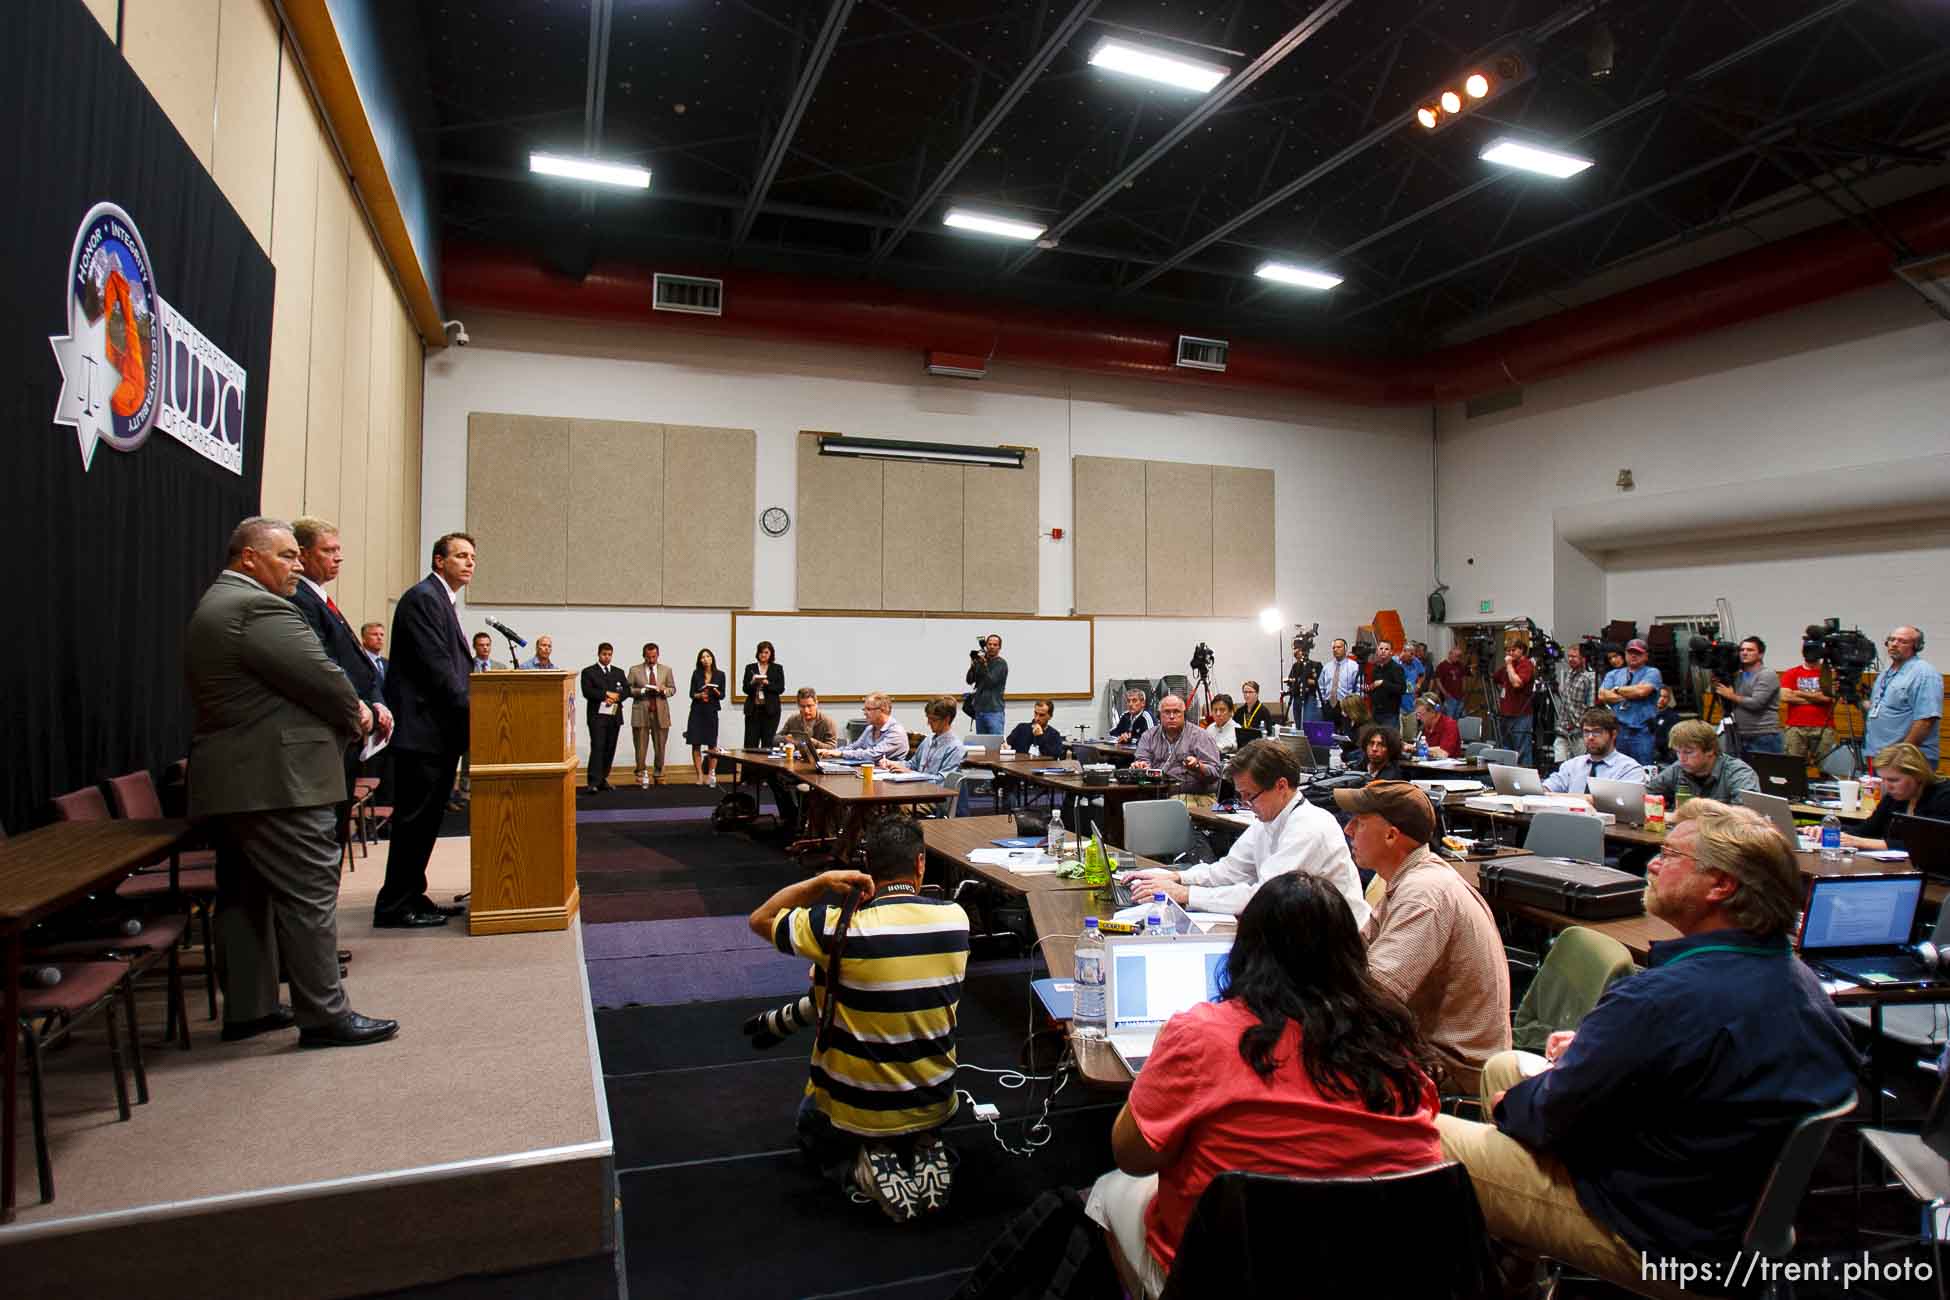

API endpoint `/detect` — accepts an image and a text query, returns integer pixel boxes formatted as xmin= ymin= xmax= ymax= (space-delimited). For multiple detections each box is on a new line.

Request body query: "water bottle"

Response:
xmin=1147 ymin=893 xmax=1167 ymax=935
xmin=1415 ymin=732 xmax=1429 ymax=761
xmin=1820 ymin=813 xmax=1843 ymax=862
xmin=1046 ymin=808 xmax=1064 ymax=860
xmin=1073 ymin=918 xmax=1106 ymax=1039
xmin=1329 ymin=745 xmax=1344 ymax=772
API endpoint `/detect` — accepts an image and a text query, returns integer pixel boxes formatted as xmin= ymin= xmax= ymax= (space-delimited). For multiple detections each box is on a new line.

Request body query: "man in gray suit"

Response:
xmin=186 ymin=517 xmax=399 ymax=1048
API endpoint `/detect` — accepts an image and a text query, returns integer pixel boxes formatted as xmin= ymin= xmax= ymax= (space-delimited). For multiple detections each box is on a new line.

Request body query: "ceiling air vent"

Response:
xmin=1175 ymin=335 xmax=1228 ymax=372
xmin=1465 ymin=386 xmax=1524 ymax=419
xmin=653 ymin=273 xmax=724 ymax=316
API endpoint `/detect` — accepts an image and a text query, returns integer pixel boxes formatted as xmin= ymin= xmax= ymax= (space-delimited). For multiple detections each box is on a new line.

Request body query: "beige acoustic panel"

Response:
xmin=1145 ymin=462 xmax=1213 ymax=616
xmin=1071 ymin=456 xmax=1146 ymax=615
xmin=962 ymin=450 xmax=1037 ymax=613
xmin=81 ymin=0 xmax=117 ymax=39
xmin=259 ymin=41 xmax=319 ymax=522
xmin=212 ymin=0 xmax=280 ymax=253
xmin=302 ymin=166 xmax=353 ymax=523
xmin=466 ymin=413 xmax=572 ymax=605
xmin=663 ymin=425 xmax=755 ymax=608
xmin=361 ymin=270 xmax=401 ymax=624
xmin=122 ymin=0 xmax=220 ymax=167
xmin=400 ymin=323 xmax=424 ymax=593
xmin=1210 ymin=466 xmax=1276 ymax=617
xmin=334 ymin=233 xmax=375 ymax=609
xmin=797 ymin=433 xmax=882 ymax=610
xmin=882 ymin=461 xmax=963 ymax=611
xmin=569 ymin=419 xmax=664 ymax=606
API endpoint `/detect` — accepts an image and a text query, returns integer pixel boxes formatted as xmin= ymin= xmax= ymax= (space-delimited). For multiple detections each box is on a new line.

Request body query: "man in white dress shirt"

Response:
xmin=1542 ymin=708 xmax=1647 ymax=796
xmin=1123 ymin=739 xmax=1367 ymax=922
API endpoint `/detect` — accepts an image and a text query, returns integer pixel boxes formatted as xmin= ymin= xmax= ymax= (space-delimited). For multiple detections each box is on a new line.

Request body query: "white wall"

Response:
xmin=421 ymin=313 xmax=1432 ymax=756
xmin=1436 ymin=281 xmax=1950 ymax=660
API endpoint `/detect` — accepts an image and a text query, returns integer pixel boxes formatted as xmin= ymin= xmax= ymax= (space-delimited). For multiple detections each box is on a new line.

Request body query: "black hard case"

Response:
xmin=1477 ymin=854 xmax=1647 ymax=919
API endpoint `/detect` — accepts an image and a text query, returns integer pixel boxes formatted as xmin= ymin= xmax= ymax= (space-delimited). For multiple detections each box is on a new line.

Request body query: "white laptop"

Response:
xmin=1588 ymin=778 xmax=1648 ymax=827
xmin=1489 ymin=763 xmax=1546 ymax=797
xmin=1736 ymin=789 xmax=1803 ymax=846
xmin=1104 ymin=932 xmax=1233 ymax=1075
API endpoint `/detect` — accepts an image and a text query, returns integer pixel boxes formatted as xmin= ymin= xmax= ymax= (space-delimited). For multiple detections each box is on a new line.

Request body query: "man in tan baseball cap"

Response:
xmin=1332 ymin=781 xmax=1509 ymax=1095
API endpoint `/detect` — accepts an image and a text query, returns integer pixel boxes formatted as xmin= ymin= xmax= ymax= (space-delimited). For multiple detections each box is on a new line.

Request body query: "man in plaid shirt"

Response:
xmin=1554 ymin=643 xmax=1597 ymax=764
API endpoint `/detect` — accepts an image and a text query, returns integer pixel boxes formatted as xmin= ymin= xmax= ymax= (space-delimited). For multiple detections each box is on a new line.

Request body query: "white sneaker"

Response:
xmin=639 ymin=773 xmax=649 ymax=788
xmin=706 ymin=775 xmax=717 ymax=787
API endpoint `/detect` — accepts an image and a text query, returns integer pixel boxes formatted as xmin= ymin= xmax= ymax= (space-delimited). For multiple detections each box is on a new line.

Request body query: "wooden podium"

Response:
xmin=466 ymin=670 xmax=579 ymax=935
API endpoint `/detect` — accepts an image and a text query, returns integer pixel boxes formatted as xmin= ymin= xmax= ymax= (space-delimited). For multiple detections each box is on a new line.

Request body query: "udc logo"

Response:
xmin=49 ymin=201 xmax=246 ymax=475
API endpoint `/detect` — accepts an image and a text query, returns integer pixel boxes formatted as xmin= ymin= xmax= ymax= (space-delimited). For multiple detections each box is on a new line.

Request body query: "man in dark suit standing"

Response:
xmin=360 ymin=621 xmax=388 ymax=690
xmin=581 ymin=642 xmax=629 ymax=793
xmin=379 ymin=531 xmax=477 ymax=928
xmin=187 ymin=517 xmax=397 ymax=1047
xmin=290 ymin=518 xmax=393 ymax=840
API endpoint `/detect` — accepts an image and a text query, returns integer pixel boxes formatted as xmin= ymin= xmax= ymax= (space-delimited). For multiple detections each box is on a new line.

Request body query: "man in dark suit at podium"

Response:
xmin=581 ymin=642 xmax=629 ymax=793
xmin=379 ymin=531 xmax=477 ymax=928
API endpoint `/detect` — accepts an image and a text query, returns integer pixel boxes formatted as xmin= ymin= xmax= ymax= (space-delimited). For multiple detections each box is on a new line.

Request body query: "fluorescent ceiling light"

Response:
xmin=817 ymin=435 xmax=1024 ymax=468
xmin=529 ymin=152 xmax=651 ymax=189
xmin=1088 ymin=38 xmax=1228 ymax=93
xmin=942 ymin=208 xmax=1047 ymax=241
xmin=1254 ymin=261 xmax=1343 ymax=291
xmin=1479 ymin=138 xmax=1594 ymax=179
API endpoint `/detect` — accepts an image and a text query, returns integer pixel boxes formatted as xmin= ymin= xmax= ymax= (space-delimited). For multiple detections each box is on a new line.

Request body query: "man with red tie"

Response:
xmin=291 ymin=519 xmax=393 ymax=846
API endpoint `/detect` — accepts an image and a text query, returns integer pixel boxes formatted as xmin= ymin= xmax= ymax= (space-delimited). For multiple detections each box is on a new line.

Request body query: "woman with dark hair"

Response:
xmin=1085 ymin=872 xmax=1444 ymax=1297
xmin=1356 ymin=723 xmax=1405 ymax=780
xmin=685 ymin=648 xmax=727 ymax=786
xmin=742 ymin=640 xmax=785 ymax=749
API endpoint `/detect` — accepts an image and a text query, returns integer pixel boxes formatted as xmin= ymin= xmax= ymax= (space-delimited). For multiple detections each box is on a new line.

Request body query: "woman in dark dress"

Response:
xmin=685 ymin=648 xmax=728 ymax=786
xmin=1355 ymin=724 xmax=1406 ymax=782
xmin=742 ymin=640 xmax=785 ymax=749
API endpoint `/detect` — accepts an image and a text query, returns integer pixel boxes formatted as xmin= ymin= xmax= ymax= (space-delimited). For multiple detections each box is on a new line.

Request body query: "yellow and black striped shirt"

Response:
xmin=775 ymin=892 xmax=970 ymax=1136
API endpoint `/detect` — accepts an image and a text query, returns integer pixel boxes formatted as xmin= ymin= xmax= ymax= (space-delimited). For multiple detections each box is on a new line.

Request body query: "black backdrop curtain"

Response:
xmin=0 ymin=0 xmax=272 ymax=833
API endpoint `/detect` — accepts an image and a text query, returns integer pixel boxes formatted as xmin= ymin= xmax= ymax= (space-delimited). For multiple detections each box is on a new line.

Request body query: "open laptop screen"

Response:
xmin=1109 ymin=938 xmax=1232 ymax=1033
xmin=1799 ymin=875 xmax=1923 ymax=952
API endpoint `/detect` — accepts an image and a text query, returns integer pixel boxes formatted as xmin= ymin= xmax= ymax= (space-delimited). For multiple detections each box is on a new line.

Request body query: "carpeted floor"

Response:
xmin=551 ymin=788 xmax=1950 ymax=1300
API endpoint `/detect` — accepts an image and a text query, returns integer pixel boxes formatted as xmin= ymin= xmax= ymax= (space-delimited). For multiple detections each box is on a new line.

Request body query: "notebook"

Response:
xmin=1588 ymin=777 xmax=1648 ymax=827
xmin=1104 ymin=932 xmax=1233 ymax=1074
xmin=1797 ymin=874 xmax=1933 ymax=988
xmin=1747 ymin=751 xmax=1810 ymax=802
xmin=1892 ymin=815 xmax=1950 ymax=881
xmin=1489 ymin=763 xmax=1546 ymax=797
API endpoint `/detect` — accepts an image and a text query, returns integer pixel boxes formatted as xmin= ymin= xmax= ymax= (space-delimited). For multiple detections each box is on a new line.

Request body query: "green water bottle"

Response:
xmin=1083 ymin=837 xmax=1110 ymax=888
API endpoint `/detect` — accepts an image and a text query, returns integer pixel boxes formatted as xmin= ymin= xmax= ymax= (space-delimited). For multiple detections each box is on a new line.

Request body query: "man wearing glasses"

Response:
xmin=1644 ymin=720 xmax=1760 ymax=805
xmin=1435 ymin=800 xmax=1859 ymax=1292
xmin=1122 ymin=739 xmax=1364 ymax=922
xmin=1542 ymin=708 xmax=1645 ymax=795
xmin=1863 ymin=627 xmax=1941 ymax=763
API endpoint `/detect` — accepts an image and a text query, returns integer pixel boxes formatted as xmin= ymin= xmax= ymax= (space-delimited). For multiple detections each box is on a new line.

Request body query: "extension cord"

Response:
xmin=971 ymin=1101 xmax=1000 ymax=1122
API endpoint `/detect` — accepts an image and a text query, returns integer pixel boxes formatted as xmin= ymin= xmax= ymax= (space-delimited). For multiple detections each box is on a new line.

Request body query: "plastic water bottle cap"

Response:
xmin=1083 ymin=917 xmax=1099 ymax=929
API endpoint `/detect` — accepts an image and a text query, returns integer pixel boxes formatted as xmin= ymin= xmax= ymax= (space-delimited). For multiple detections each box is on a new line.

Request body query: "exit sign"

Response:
xmin=1479 ymin=600 xmax=1494 ymax=614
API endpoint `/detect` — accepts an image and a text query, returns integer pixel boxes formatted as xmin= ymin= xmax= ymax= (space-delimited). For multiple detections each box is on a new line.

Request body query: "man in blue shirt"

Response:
xmin=1542 ymin=708 xmax=1645 ymax=795
xmin=884 ymin=697 xmax=968 ymax=811
xmin=519 ymin=634 xmax=560 ymax=670
xmin=1597 ymin=638 xmax=1663 ymax=766
xmin=1864 ymin=626 xmax=1941 ymax=763
xmin=1437 ymin=800 xmax=1859 ymax=1287
xmin=819 ymin=692 xmax=910 ymax=764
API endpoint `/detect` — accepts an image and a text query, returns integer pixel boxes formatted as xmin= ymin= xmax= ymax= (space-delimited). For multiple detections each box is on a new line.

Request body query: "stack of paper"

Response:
xmin=1413 ymin=779 xmax=1487 ymax=794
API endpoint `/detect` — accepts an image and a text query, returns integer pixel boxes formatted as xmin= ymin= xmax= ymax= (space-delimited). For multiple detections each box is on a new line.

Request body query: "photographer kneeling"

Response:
xmin=746 ymin=818 xmax=970 ymax=1219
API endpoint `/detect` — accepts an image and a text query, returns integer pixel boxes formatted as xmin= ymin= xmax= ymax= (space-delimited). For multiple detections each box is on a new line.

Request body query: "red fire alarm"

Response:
xmin=1049 ymin=527 xmax=1064 ymax=540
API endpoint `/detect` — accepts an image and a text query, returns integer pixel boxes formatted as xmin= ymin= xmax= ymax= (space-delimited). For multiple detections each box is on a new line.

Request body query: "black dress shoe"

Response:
xmin=221 ymin=1006 xmax=297 ymax=1042
xmin=372 ymin=907 xmax=449 ymax=928
xmin=299 ymin=1011 xmax=400 ymax=1048
xmin=338 ymin=949 xmax=353 ymax=963
xmin=417 ymin=895 xmax=466 ymax=917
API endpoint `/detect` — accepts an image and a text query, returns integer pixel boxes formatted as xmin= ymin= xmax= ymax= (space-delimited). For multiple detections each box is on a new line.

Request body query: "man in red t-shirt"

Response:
xmin=1434 ymin=644 xmax=1469 ymax=718
xmin=1414 ymin=695 xmax=1463 ymax=757
xmin=1779 ymin=643 xmax=1837 ymax=763
xmin=1497 ymin=642 xmax=1537 ymax=765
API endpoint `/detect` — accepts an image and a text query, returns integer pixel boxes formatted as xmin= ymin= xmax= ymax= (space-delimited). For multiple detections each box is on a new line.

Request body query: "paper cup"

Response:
xmin=1838 ymin=779 xmax=1860 ymax=810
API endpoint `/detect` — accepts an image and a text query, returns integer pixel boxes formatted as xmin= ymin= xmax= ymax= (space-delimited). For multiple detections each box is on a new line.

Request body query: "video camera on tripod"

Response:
xmin=1689 ymin=634 xmax=1741 ymax=685
xmin=1805 ymin=620 xmax=1877 ymax=702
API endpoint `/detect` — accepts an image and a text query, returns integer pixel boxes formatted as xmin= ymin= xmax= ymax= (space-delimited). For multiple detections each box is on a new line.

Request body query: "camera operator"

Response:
xmin=1368 ymin=639 xmax=1407 ymax=731
xmin=1711 ymin=637 xmax=1782 ymax=755
xmin=1779 ymin=640 xmax=1837 ymax=764
xmin=1865 ymin=627 xmax=1942 ymax=763
xmin=1598 ymin=639 xmax=1663 ymax=765
xmin=1497 ymin=640 xmax=1537 ymax=765
xmin=1553 ymin=643 xmax=1596 ymax=763
xmin=965 ymin=634 xmax=1008 ymax=735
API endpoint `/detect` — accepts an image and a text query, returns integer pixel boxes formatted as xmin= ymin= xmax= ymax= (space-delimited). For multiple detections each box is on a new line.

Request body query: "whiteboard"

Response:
xmin=729 ymin=612 xmax=1094 ymax=702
